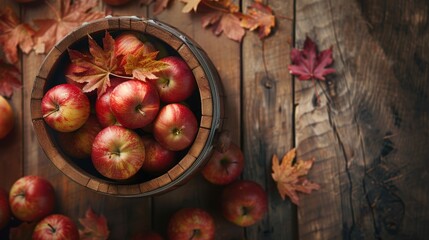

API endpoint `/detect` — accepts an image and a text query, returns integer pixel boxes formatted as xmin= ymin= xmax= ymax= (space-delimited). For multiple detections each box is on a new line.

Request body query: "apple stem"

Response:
xmin=42 ymin=104 xmax=60 ymax=119
xmin=47 ymin=223 xmax=56 ymax=233
xmin=189 ymin=229 xmax=200 ymax=240
xmin=137 ymin=107 xmax=146 ymax=116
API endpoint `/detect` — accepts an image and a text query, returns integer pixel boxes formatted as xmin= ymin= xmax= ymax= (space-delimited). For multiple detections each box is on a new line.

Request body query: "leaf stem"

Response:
xmin=44 ymin=0 xmax=61 ymax=20
xmin=109 ymin=73 xmax=134 ymax=79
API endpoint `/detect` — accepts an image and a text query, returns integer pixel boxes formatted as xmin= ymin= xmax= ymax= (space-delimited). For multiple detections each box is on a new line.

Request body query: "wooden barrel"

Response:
xmin=30 ymin=17 xmax=224 ymax=197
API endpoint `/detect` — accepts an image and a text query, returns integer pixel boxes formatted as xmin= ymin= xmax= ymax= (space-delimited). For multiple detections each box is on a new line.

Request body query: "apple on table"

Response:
xmin=32 ymin=214 xmax=79 ymax=240
xmin=168 ymin=208 xmax=215 ymax=240
xmin=9 ymin=175 xmax=56 ymax=222
xmin=221 ymin=180 xmax=268 ymax=227
xmin=0 ymin=96 xmax=14 ymax=139
xmin=202 ymin=142 xmax=244 ymax=185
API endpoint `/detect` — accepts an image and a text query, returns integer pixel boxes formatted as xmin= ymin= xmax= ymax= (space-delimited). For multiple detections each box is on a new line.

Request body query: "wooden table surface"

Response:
xmin=1 ymin=0 xmax=429 ymax=239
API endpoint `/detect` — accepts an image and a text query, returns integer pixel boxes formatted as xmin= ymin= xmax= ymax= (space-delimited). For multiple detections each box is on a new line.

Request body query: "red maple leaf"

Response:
xmin=288 ymin=36 xmax=335 ymax=81
xmin=0 ymin=7 xmax=36 ymax=64
xmin=271 ymin=148 xmax=320 ymax=205
xmin=240 ymin=0 xmax=275 ymax=39
xmin=33 ymin=0 xmax=105 ymax=54
xmin=78 ymin=208 xmax=110 ymax=240
xmin=67 ymin=31 xmax=121 ymax=97
xmin=0 ymin=59 xmax=22 ymax=98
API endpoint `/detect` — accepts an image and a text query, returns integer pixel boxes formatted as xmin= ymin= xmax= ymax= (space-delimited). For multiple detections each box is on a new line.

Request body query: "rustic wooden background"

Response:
xmin=1 ymin=0 xmax=429 ymax=239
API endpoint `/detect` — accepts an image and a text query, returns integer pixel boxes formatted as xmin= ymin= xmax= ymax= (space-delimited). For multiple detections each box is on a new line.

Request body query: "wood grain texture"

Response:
xmin=295 ymin=0 xmax=429 ymax=239
xmin=241 ymin=0 xmax=296 ymax=239
xmin=149 ymin=1 xmax=244 ymax=239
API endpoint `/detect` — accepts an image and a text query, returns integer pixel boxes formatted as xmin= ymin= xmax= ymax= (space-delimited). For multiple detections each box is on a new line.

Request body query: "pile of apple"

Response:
xmin=41 ymin=32 xmax=199 ymax=181
xmin=0 ymin=175 xmax=80 ymax=239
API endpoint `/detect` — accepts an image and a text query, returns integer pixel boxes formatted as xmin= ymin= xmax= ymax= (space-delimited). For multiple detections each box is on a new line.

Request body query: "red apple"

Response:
xmin=41 ymin=83 xmax=90 ymax=132
xmin=9 ymin=175 xmax=55 ymax=222
xmin=0 ymin=96 xmax=14 ymax=139
xmin=32 ymin=214 xmax=79 ymax=240
xmin=95 ymin=77 xmax=125 ymax=127
xmin=132 ymin=231 xmax=164 ymax=240
xmin=153 ymin=103 xmax=198 ymax=151
xmin=92 ymin=125 xmax=146 ymax=180
xmin=56 ymin=115 xmax=103 ymax=159
xmin=140 ymin=136 xmax=176 ymax=175
xmin=102 ymin=0 xmax=132 ymax=6
xmin=221 ymin=180 xmax=268 ymax=227
xmin=201 ymin=143 xmax=244 ymax=185
xmin=110 ymin=80 xmax=160 ymax=129
xmin=152 ymin=56 xmax=197 ymax=103
xmin=0 ymin=188 xmax=10 ymax=230
xmin=168 ymin=208 xmax=215 ymax=240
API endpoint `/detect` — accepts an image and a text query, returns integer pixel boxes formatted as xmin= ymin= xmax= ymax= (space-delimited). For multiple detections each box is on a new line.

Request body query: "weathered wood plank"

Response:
xmin=295 ymin=0 xmax=429 ymax=239
xmin=149 ymin=0 xmax=243 ymax=239
xmin=0 ymin=0 xmax=23 ymax=191
xmin=241 ymin=0 xmax=296 ymax=239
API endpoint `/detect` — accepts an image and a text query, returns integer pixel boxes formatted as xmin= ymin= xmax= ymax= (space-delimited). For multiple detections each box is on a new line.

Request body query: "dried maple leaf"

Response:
xmin=124 ymin=49 xmax=170 ymax=81
xmin=288 ymin=36 xmax=335 ymax=81
xmin=79 ymin=208 xmax=109 ymax=240
xmin=140 ymin=0 xmax=170 ymax=15
xmin=33 ymin=0 xmax=105 ymax=54
xmin=240 ymin=0 xmax=275 ymax=39
xmin=202 ymin=11 xmax=245 ymax=42
xmin=0 ymin=7 xmax=36 ymax=63
xmin=181 ymin=0 xmax=201 ymax=13
xmin=272 ymin=148 xmax=320 ymax=205
xmin=0 ymin=59 xmax=22 ymax=98
xmin=67 ymin=31 xmax=121 ymax=97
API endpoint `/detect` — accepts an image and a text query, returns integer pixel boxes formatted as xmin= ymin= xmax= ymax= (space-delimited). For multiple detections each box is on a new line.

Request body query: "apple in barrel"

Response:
xmin=152 ymin=56 xmax=197 ymax=103
xmin=41 ymin=83 xmax=90 ymax=132
xmin=153 ymin=103 xmax=198 ymax=151
xmin=95 ymin=77 xmax=125 ymax=127
xmin=91 ymin=125 xmax=146 ymax=180
xmin=32 ymin=214 xmax=79 ymax=240
xmin=140 ymin=136 xmax=176 ymax=175
xmin=56 ymin=114 xmax=103 ymax=159
xmin=110 ymin=80 xmax=160 ymax=129
xmin=9 ymin=175 xmax=56 ymax=222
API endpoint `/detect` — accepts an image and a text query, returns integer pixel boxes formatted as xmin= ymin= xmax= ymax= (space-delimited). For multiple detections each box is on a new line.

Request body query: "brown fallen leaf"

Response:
xmin=79 ymin=208 xmax=109 ymax=240
xmin=271 ymin=148 xmax=320 ymax=205
xmin=0 ymin=59 xmax=22 ymax=98
xmin=140 ymin=0 xmax=170 ymax=15
xmin=241 ymin=0 xmax=275 ymax=39
xmin=0 ymin=7 xmax=36 ymax=63
xmin=181 ymin=0 xmax=201 ymax=13
xmin=33 ymin=0 xmax=105 ymax=54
